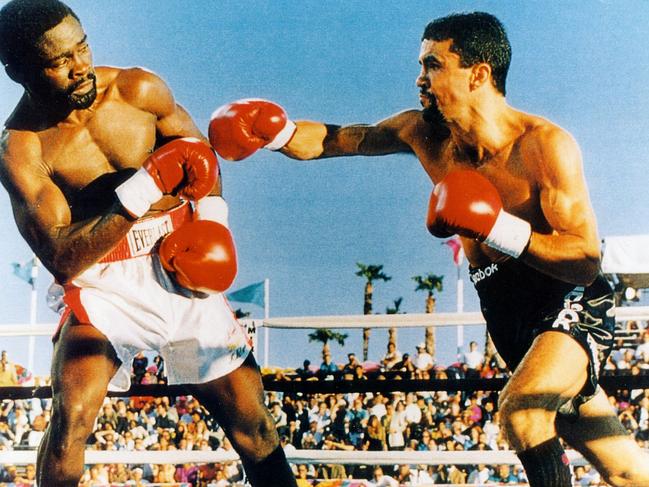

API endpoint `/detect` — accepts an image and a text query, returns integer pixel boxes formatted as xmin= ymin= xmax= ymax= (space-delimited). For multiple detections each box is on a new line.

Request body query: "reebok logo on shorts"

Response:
xmin=470 ymin=263 xmax=499 ymax=284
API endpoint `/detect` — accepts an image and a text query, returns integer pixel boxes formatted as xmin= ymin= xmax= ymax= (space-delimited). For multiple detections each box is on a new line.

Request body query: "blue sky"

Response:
xmin=2 ymin=1 xmax=649 ymax=375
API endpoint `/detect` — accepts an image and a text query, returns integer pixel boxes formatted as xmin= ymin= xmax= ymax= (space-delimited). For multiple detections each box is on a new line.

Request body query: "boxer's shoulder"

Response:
xmin=0 ymin=130 xmax=49 ymax=203
xmin=386 ymin=109 xmax=449 ymax=150
xmin=507 ymin=114 xmax=580 ymax=175
xmin=0 ymin=126 xmax=42 ymax=171
xmin=105 ymin=66 xmax=175 ymax=116
xmin=517 ymin=113 xmax=576 ymax=153
xmin=385 ymin=109 xmax=439 ymax=134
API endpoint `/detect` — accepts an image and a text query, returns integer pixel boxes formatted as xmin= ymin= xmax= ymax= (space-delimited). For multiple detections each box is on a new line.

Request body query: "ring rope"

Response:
xmin=1 ymin=374 xmax=648 ymax=401
xmin=262 ymin=306 xmax=649 ymax=328
xmin=2 ymin=305 xmax=647 ymax=338
xmin=0 ymin=447 xmax=599 ymax=466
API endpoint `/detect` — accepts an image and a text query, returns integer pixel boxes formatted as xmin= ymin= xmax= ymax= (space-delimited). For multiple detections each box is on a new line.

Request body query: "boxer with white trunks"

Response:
xmin=57 ymin=201 xmax=250 ymax=391
xmin=0 ymin=1 xmax=297 ymax=486
xmin=208 ymin=11 xmax=649 ymax=487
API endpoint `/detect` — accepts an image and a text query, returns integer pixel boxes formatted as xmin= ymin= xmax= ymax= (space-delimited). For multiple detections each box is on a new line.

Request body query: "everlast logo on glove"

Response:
xmin=470 ymin=263 xmax=499 ymax=284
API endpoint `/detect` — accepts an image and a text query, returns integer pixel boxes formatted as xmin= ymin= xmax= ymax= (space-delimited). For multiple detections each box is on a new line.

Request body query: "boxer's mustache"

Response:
xmin=69 ymin=72 xmax=96 ymax=92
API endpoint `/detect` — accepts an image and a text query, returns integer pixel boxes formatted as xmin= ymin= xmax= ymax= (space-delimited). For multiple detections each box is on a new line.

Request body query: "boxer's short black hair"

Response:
xmin=422 ymin=12 xmax=511 ymax=96
xmin=0 ymin=0 xmax=79 ymax=68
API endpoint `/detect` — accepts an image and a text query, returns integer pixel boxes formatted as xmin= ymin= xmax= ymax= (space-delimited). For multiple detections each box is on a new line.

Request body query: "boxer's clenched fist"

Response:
xmin=208 ymin=98 xmax=296 ymax=161
xmin=158 ymin=220 xmax=237 ymax=293
xmin=116 ymin=138 xmax=219 ymax=218
xmin=427 ymin=169 xmax=531 ymax=258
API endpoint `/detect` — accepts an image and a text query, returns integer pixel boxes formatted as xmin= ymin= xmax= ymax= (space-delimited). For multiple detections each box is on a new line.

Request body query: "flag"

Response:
xmin=11 ymin=258 xmax=38 ymax=287
xmin=226 ymin=281 xmax=265 ymax=308
xmin=443 ymin=236 xmax=464 ymax=266
xmin=15 ymin=364 xmax=33 ymax=385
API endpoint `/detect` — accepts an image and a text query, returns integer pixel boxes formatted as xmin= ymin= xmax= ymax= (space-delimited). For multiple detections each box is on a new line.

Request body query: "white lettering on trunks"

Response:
xmin=552 ymin=287 xmax=585 ymax=331
xmin=126 ymin=215 xmax=174 ymax=257
xmin=470 ymin=263 xmax=499 ymax=284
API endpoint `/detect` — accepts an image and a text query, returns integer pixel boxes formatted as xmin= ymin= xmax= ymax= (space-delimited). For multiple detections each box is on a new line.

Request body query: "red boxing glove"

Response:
xmin=116 ymin=138 xmax=219 ymax=218
xmin=158 ymin=220 xmax=237 ymax=293
xmin=425 ymin=191 xmax=454 ymax=238
xmin=208 ymin=98 xmax=296 ymax=161
xmin=427 ymin=169 xmax=531 ymax=258
xmin=143 ymin=138 xmax=218 ymax=200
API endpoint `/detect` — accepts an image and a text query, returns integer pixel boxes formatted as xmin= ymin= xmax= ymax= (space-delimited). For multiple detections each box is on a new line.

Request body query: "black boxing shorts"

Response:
xmin=470 ymin=259 xmax=615 ymax=417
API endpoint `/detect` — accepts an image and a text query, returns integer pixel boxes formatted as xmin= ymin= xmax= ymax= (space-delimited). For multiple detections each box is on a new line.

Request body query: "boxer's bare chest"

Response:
xmin=40 ymin=98 xmax=157 ymax=193
xmin=415 ymin=135 xmax=537 ymax=217
xmin=413 ymin=131 xmax=546 ymax=265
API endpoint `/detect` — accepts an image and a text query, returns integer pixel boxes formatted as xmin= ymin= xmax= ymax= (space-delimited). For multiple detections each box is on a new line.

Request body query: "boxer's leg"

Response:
xmin=187 ymin=353 xmax=297 ymax=487
xmin=498 ymin=331 xmax=588 ymax=487
xmin=37 ymin=314 xmax=120 ymax=487
xmin=556 ymin=388 xmax=649 ymax=486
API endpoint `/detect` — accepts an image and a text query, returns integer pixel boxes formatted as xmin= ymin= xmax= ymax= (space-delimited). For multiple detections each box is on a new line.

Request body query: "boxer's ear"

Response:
xmin=469 ymin=63 xmax=491 ymax=91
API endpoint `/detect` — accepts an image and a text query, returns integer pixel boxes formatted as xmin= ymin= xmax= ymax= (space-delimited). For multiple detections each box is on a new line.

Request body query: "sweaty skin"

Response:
xmin=283 ymin=38 xmax=600 ymax=287
xmin=1 ymin=14 xmax=288 ymax=487
xmin=0 ymin=18 xmax=209 ymax=284
xmin=279 ymin=36 xmax=649 ymax=485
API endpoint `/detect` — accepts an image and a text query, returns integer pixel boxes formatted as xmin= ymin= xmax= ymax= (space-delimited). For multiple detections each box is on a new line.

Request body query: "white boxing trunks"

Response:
xmin=57 ymin=201 xmax=252 ymax=390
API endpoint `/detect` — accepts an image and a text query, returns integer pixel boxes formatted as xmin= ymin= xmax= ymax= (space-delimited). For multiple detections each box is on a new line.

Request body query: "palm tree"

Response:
xmin=355 ymin=263 xmax=391 ymax=361
xmin=412 ymin=273 xmax=444 ymax=358
xmin=385 ymin=297 xmax=403 ymax=347
xmin=308 ymin=329 xmax=348 ymax=357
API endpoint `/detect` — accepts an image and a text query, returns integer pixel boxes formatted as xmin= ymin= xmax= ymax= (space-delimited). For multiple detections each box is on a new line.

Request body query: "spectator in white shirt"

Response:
xmin=635 ymin=331 xmax=649 ymax=362
xmin=467 ymin=464 xmax=491 ymax=484
xmin=388 ymin=401 xmax=407 ymax=451
xmin=462 ymin=341 xmax=485 ymax=378
xmin=616 ymin=349 xmax=635 ymax=371
xmin=413 ymin=343 xmax=434 ymax=377
xmin=404 ymin=393 xmax=422 ymax=424
xmin=381 ymin=342 xmax=402 ymax=371
xmin=270 ymin=402 xmax=288 ymax=430
xmin=369 ymin=393 xmax=388 ymax=420
xmin=370 ymin=466 xmax=398 ymax=487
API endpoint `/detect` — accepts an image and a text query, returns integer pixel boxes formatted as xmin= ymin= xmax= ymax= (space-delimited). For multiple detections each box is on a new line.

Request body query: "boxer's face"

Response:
xmin=417 ymin=39 xmax=472 ymax=125
xmin=27 ymin=15 xmax=97 ymax=109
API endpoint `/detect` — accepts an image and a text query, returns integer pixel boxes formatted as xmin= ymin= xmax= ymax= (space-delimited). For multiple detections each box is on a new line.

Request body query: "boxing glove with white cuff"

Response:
xmin=427 ymin=169 xmax=531 ymax=258
xmin=115 ymin=137 xmax=219 ymax=218
xmin=208 ymin=98 xmax=296 ymax=161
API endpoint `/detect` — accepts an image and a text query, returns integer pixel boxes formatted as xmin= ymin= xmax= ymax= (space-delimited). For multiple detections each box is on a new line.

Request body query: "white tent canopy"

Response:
xmin=602 ymin=235 xmax=649 ymax=289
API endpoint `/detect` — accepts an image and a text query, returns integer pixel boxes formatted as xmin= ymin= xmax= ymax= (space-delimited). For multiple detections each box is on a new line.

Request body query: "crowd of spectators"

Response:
xmin=0 ymin=324 xmax=648 ymax=486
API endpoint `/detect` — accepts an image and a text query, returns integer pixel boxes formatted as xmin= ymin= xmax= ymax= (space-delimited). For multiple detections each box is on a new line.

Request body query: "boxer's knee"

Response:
xmin=37 ymin=400 xmax=96 ymax=486
xmin=498 ymin=392 xmax=557 ymax=450
xmin=599 ymin=459 xmax=649 ymax=487
xmin=230 ymin=409 xmax=279 ymax=463
xmin=49 ymin=398 xmax=99 ymax=456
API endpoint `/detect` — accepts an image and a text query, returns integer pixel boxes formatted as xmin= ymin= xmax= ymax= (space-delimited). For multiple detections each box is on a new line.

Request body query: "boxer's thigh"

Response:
xmin=51 ymin=314 xmax=120 ymax=424
xmin=501 ymin=330 xmax=590 ymax=410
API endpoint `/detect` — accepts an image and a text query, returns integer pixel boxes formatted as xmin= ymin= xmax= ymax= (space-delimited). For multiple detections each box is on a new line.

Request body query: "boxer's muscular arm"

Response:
xmin=159 ymin=97 xmax=222 ymax=197
xmin=120 ymin=68 xmax=221 ymax=195
xmin=520 ymin=127 xmax=600 ymax=285
xmin=0 ymin=70 xmax=212 ymax=283
xmin=282 ymin=110 xmax=421 ymax=160
xmin=119 ymin=68 xmax=205 ymax=143
xmin=0 ymin=130 xmax=133 ymax=283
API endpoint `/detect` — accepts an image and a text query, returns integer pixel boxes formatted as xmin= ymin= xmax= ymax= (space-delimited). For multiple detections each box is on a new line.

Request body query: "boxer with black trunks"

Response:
xmin=0 ymin=1 xmax=297 ymax=486
xmin=209 ymin=11 xmax=649 ymax=487
xmin=470 ymin=259 xmax=616 ymax=417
